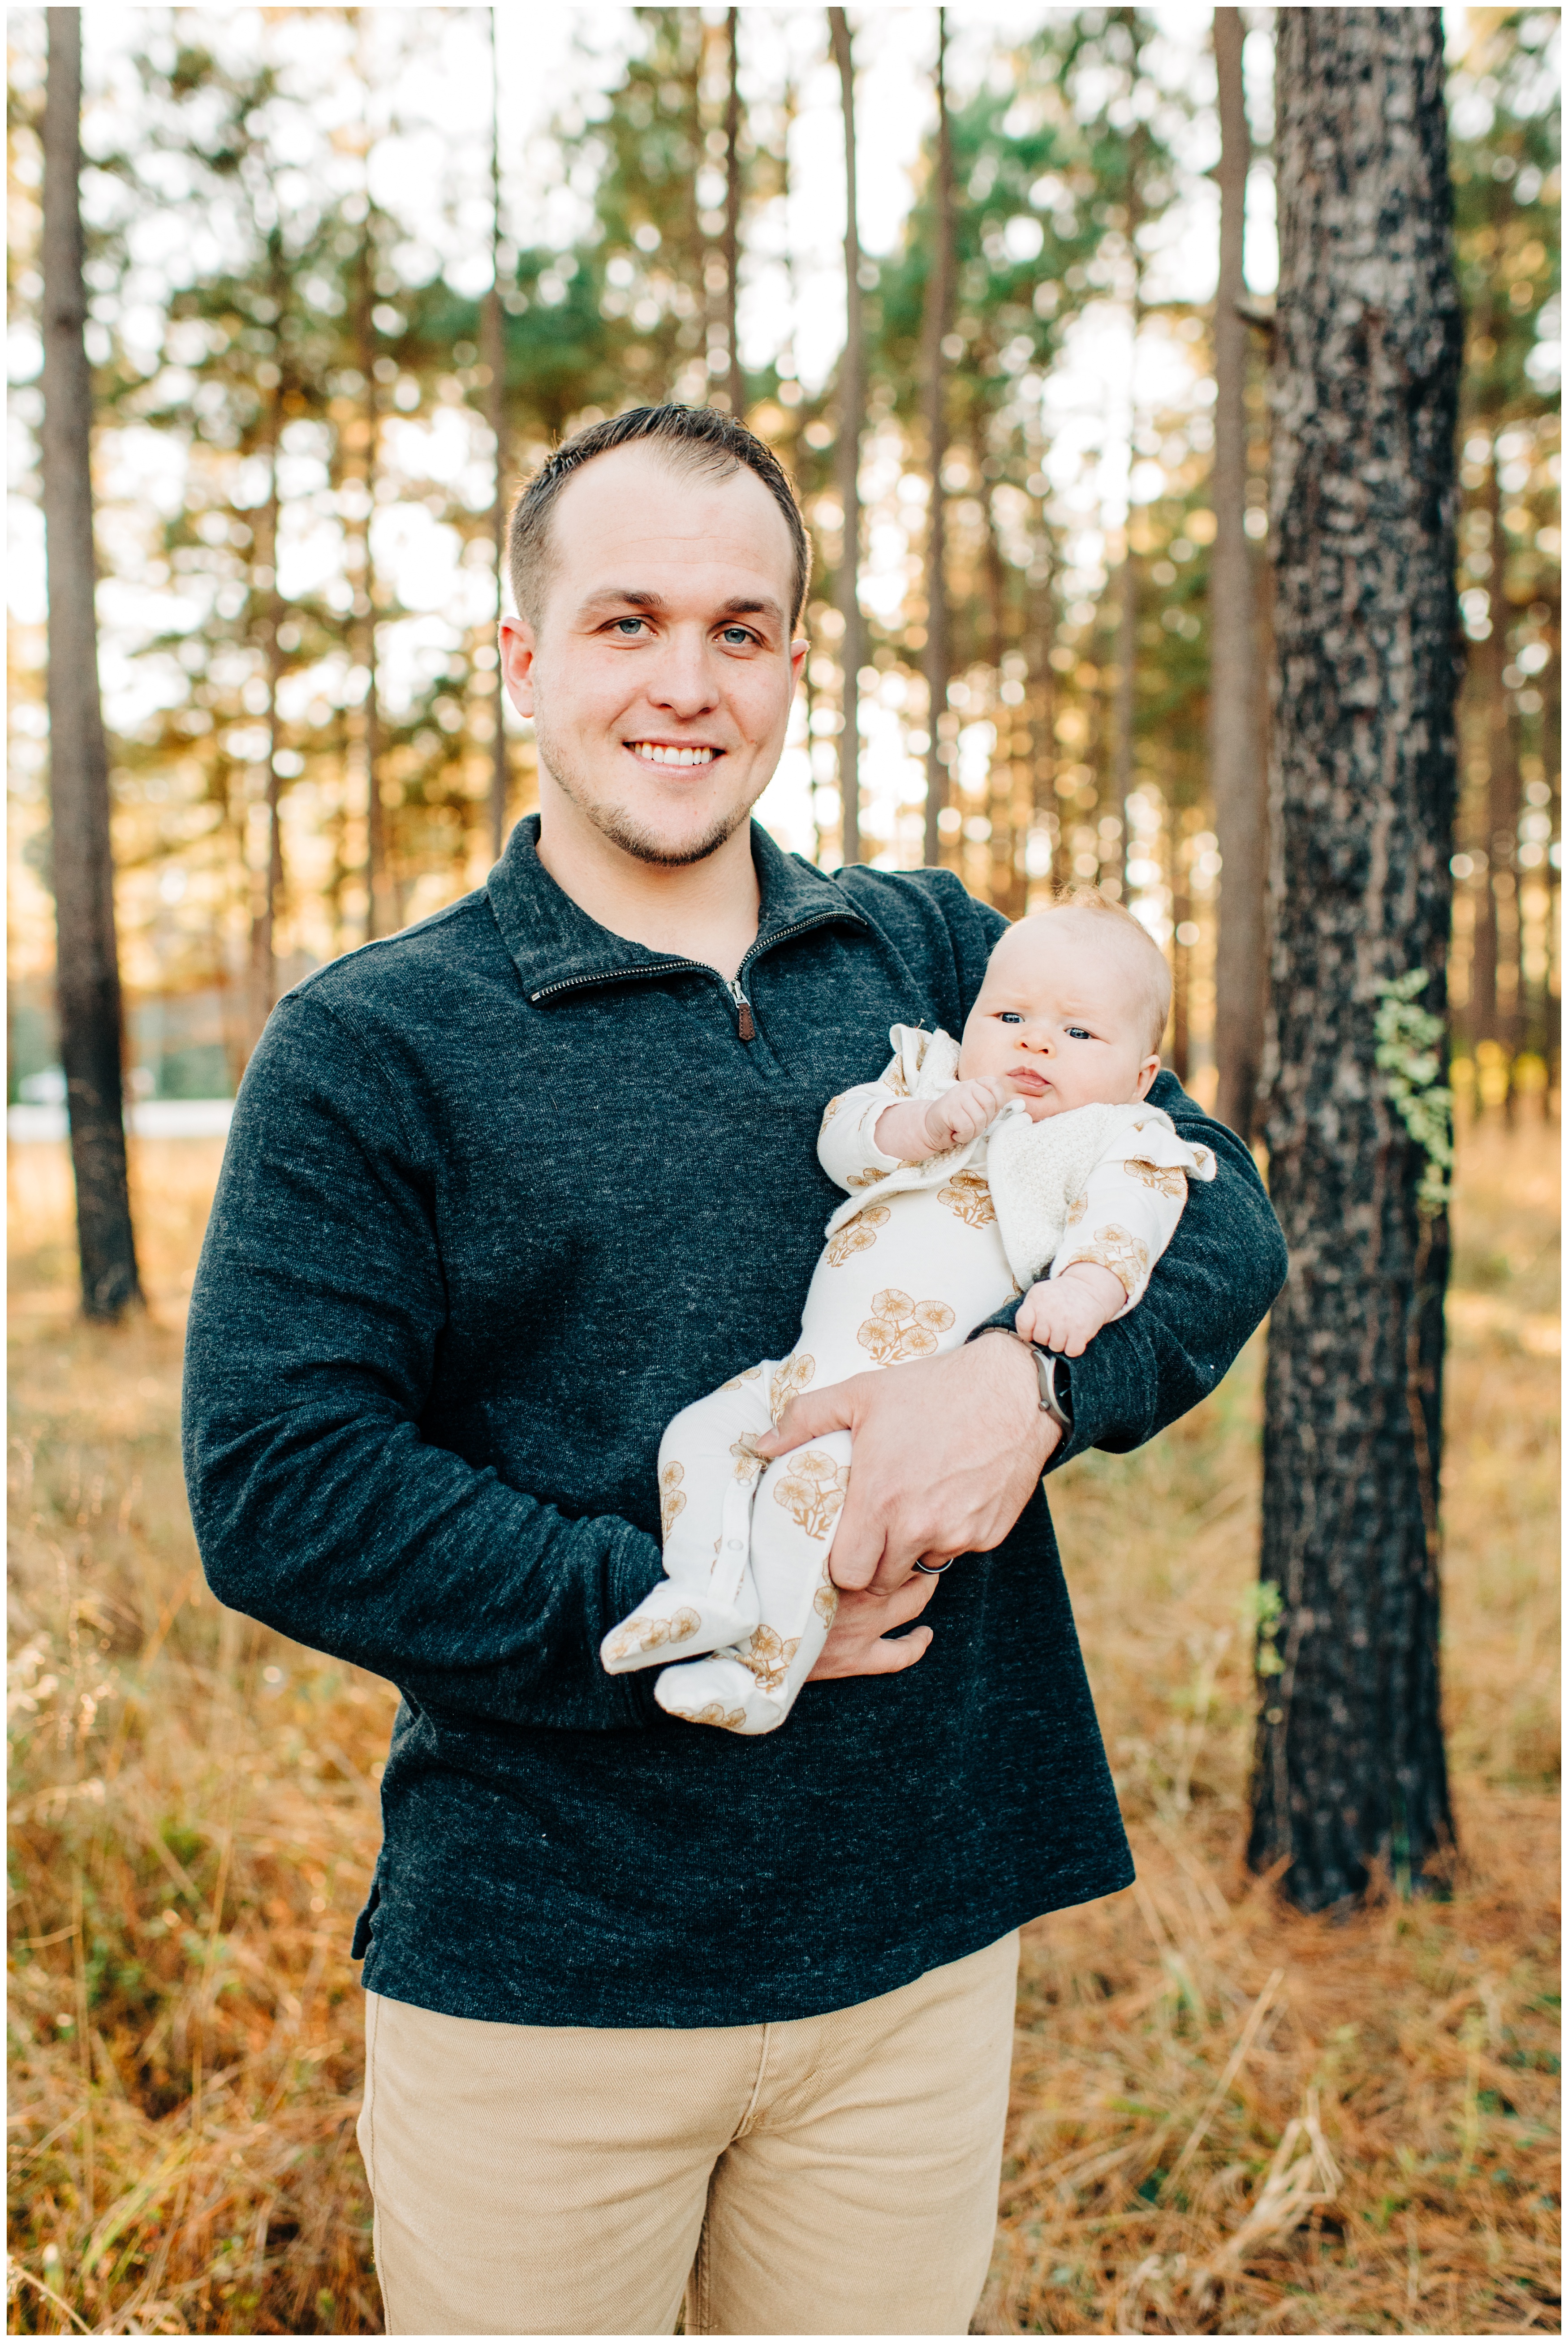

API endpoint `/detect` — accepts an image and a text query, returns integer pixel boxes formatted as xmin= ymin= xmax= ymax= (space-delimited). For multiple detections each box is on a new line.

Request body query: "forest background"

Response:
xmin=6 ymin=5 xmax=1562 ymax=2338
xmin=5 ymin=4 xmax=1561 ymax=1105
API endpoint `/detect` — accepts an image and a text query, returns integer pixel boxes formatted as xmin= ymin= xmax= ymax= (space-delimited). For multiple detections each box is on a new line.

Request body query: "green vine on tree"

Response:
xmin=1374 ymin=969 xmax=1454 ymax=1217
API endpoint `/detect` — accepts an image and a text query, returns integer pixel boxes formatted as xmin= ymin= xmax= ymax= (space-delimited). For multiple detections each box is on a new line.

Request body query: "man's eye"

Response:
xmin=613 ymin=618 xmax=646 ymax=637
xmin=719 ymin=626 xmax=754 ymax=646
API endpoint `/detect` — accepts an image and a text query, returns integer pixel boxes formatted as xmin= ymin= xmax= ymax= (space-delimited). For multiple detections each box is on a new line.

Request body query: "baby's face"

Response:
xmin=958 ymin=911 xmax=1162 ymax=1120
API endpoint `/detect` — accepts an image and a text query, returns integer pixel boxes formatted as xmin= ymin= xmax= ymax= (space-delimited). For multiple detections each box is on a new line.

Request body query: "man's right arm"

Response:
xmin=182 ymin=994 xmax=667 ymax=1733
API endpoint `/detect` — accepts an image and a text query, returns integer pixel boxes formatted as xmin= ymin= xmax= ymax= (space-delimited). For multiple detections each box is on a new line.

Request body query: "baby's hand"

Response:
xmin=874 ymin=1074 xmax=1013 ymax=1163
xmin=1014 ymin=1263 xmax=1125 ymax=1357
xmin=900 ymin=1072 xmax=1008 ymax=1157
xmin=915 ymin=1074 xmax=1016 ymax=1155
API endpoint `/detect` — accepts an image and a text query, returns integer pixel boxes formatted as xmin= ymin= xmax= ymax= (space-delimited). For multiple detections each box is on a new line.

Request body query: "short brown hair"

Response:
xmin=1043 ymin=887 xmax=1172 ymax=1056
xmin=508 ymin=405 xmax=811 ymax=630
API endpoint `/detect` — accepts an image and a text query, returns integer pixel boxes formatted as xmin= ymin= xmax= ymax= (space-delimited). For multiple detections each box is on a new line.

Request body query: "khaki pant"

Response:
xmin=357 ymin=1932 xmax=1019 ymax=2335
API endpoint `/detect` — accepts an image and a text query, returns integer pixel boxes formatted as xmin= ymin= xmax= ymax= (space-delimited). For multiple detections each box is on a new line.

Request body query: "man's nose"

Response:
xmin=647 ymin=628 xmax=720 ymax=719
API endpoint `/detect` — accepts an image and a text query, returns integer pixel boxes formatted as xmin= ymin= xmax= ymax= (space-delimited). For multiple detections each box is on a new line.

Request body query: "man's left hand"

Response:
xmin=751 ymin=1334 xmax=1059 ymax=1593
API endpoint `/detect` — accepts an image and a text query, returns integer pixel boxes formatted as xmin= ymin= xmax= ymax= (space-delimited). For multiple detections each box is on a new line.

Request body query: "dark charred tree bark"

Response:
xmin=1210 ymin=6 xmax=1266 ymax=1139
xmin=40 ymin=6 xmax=141 ymax=1321
xmin=723 ymin=8 xmax=745 ymax=420
xmin=828 ymin=6 xmax=864 ymax=865
xmin=921 ymin=8 xmax=953 ymax=871
xmin=486 ymin=10 xmax=511 ymax=863
xmin=1253 ymin=8 xmax=1462 ymax=1911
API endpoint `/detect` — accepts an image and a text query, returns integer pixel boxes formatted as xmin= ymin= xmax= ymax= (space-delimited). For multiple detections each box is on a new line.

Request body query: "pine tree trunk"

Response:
xmin=1030 ymin=545 xmax=1058 ymax=895
xmin=828 ymin=6 xmax=863 ymax=866
xmin=1170 ymin=839 xmax=1191 ymax=1083
xmin=983 ymin=513 xmax=1024 ymax=917
xmin=1484 ymin=447 xmax=1522 ymax=1089
xmin=1467 ymin=449 xmax=1514 ymax=1059
xmin=1210 ymin=6 xmax=1267 ymax=1140
xmin=723 ymin=8 xmax=745 ymax=420
xmin=1536 ymin=619 xmax=1560 ymax=1108
xmin=1111 ymin=548 xmax=1137 ymax=899
xmin=921 ymin=9 xmax=952 ymax=872
xmin=486 ymin=12 xmax=511 ymax=863
xmin=1111 ymin=22 xmax=1146 ymax=897
xmin=1252 ymin=7 xmax=1462 ymax=1910
xmin=40 ymin=6 xmax=141 ymax=1322
xmin=350 ymin=15 xmax=388 ymax=935
xmin=247 ymin=352 xmax=286 ymax=1052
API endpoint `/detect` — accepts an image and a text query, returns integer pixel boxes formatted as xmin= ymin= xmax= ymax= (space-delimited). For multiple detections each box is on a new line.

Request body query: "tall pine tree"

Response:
xmin=1253 ymin=8 xmax=1463 ymax=1910
xmin=40 ymin=6 xmax=141 ymax=1320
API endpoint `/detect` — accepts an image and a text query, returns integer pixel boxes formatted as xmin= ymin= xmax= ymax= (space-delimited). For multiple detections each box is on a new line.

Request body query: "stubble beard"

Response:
xmin=534 ymin=710 xmax=760 ymax=870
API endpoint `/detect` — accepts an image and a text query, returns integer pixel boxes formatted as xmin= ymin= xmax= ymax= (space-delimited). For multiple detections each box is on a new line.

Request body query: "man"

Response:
xmin=185 ymin=404 xmax=1285 ymax=2335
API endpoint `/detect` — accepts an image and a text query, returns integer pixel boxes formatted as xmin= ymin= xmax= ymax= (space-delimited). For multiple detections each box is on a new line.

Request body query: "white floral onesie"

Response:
xmin=601 ymin=1024 xmax=1215 ymax=1735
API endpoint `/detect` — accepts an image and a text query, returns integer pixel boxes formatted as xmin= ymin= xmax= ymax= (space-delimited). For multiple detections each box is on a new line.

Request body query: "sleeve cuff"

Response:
xmin=1046 ymin=1311 xmax=1158 ymax=1468
xmin=853 ymin=1096 xmax=907 ymax=1172
xmin=607 ymin=1531 xmax=672 ymax=1728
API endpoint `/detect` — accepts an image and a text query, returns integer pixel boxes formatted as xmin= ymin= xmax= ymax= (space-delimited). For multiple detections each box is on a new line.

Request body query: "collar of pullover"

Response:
xmin=487 ymin=814 xmax=867 ymax=1005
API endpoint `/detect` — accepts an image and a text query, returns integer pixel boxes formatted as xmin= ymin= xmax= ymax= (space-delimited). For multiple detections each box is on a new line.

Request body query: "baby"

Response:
xmin=600 ymin=891 xmax=1215 ymax=1734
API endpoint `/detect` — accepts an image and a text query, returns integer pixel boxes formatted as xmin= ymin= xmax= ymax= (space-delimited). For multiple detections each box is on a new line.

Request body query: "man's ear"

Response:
xmin=500 ymin=614 xmax=538 ymax=719
xmin=790 ymin=634 xmax=809 ymax=691
xmin=1135 ymin=1054 xmax=1161 ymax=1100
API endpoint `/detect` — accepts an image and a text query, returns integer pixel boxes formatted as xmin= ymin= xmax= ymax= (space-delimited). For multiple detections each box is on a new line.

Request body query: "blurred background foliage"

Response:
xmin=5 ymin=11 xmax=1561 ymax=2334
xmin=6 ymin=4 xmax=1559 ymax=1117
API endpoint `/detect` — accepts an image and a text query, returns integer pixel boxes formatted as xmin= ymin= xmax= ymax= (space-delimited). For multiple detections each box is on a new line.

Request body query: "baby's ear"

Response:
xmin=1135 ymin=1055 xmax=1161 ymax=1100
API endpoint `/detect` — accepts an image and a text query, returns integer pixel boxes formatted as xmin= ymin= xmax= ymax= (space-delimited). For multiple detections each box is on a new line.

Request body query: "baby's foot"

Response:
xmin=599 ymin=1577 xmax=759 ymax=1675
xmin=654 ymin=1653 xmax=788 ymax=1736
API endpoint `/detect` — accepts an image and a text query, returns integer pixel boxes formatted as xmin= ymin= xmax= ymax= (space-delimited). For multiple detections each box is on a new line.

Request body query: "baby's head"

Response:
xmin=958 ymin=891 xmax=1171 ymax=1120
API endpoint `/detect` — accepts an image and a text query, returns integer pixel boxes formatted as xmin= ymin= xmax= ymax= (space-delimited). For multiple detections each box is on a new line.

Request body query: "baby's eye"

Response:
xmin=999 ymin=1011 xmax=1023 ymax=1025
xmin=1066 ymin=1025 xmax=1093 ymax=1040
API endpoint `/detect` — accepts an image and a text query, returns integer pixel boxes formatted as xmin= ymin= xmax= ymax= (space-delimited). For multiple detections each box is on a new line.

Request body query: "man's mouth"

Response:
xmin=625 ymin=741 xmax=721 ymax=769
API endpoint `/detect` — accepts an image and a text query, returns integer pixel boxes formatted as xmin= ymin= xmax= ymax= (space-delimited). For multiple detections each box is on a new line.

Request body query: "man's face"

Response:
xmin=499 ymin=444 xmax=806 ymax=868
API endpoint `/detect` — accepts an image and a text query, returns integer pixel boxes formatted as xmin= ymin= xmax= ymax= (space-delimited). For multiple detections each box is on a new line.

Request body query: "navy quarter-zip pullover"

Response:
xmin=183 ymin=817 xmax=1287 ymax=2028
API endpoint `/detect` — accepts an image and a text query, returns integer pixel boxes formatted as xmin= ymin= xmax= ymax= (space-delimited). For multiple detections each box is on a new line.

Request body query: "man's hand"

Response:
xmin=753 ymin=1334 xmax=1059 ymax=1593
xmin=873 ymin=1073 xmax=1015 ymax=1163
xmin=807 ymin=1571 xmax=939 ymax=1681
xmin=1014 ymin=1262 xmax=1124 ymax=1357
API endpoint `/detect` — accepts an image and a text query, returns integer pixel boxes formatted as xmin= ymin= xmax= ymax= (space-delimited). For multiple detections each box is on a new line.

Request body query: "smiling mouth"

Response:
xmin=625 ymin=741 xmax=721 ymax=768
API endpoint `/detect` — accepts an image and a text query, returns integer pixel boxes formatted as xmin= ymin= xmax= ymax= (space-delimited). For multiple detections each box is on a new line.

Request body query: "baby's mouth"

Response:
xmin=625 ymin=740 xmax=722 ymax=769
xmin=1007 ymin=1067 xmax=1049 ymax=1093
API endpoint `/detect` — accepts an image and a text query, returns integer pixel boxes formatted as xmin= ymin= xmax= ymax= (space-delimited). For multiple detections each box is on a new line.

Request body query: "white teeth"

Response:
xmin=630 ymin=743 xmax=716 ymax=767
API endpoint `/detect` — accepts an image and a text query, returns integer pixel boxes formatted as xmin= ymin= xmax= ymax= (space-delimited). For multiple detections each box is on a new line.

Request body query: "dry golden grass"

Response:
xmin=6 ymin=1119 xmax=1560 ymax=2336
xmin=9 ymin=1141 xmax=388 ymax=2337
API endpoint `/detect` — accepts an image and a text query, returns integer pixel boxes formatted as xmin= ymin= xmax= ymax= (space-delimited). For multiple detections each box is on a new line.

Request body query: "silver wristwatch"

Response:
xmin=980 ymin=1326 xmax=1073 ymax=1437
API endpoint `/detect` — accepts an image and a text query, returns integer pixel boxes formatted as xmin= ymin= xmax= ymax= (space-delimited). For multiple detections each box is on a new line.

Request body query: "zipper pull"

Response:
xmin=729 ymin=980 xmax=755 ymax=1041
